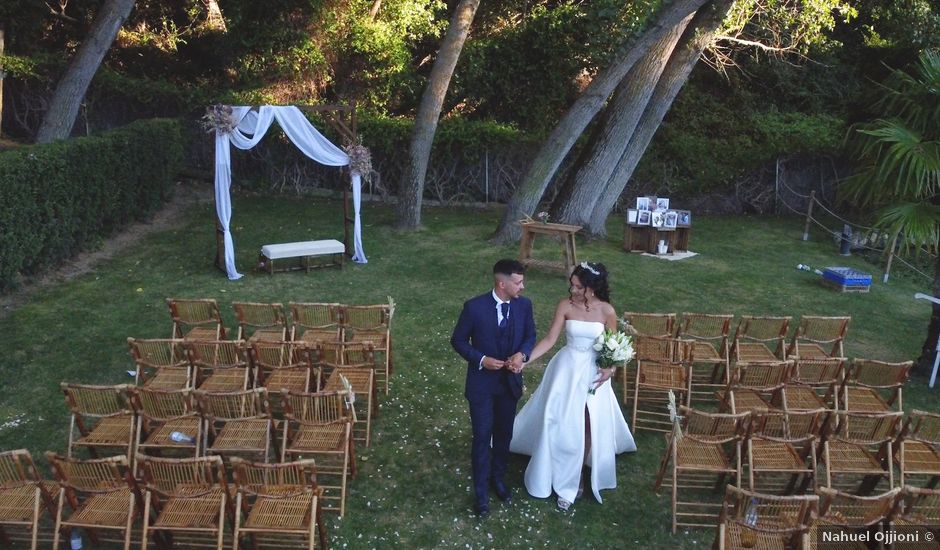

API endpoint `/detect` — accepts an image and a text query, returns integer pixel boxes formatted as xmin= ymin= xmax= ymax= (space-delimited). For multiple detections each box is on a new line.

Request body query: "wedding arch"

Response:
xmin=210 ymin=103 xmax=368 ymax=280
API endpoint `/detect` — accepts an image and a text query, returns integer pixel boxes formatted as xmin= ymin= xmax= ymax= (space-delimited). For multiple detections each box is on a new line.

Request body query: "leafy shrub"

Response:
xmin=0 ymin=119 xmax=184 ymax=291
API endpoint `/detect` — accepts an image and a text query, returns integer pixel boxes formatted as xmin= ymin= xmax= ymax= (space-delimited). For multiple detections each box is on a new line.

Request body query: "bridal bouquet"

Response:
xmin=589 ymin=329 xmax=634 ymax=394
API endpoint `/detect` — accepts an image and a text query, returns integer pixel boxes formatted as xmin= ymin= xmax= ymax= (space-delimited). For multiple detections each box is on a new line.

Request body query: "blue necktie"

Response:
xmin=499 ymin=302 xmax=509 ymax=328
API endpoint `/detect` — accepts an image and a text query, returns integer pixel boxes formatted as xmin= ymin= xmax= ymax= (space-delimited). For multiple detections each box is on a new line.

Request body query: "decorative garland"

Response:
xmin=200 ymin=104 xmax=237 ymax=134
xmin=344 ymin=141 xmax=373 ymax=180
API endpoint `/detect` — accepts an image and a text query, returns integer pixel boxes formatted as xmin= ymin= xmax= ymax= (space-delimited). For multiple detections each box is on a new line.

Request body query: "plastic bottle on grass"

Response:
xmin=70 ymin=529 xmax=83 ymax=550
xmin=169 ymin=431 xmax=196 ymax=444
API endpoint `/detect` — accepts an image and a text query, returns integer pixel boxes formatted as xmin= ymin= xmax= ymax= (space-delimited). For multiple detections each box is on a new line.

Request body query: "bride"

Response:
xmin=509 ymin=261 xmax=636 ymax=511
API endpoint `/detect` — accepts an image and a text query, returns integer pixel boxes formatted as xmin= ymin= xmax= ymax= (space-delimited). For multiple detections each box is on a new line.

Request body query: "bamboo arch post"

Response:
xmin=802 ymin=191 xmax=816 ymax=242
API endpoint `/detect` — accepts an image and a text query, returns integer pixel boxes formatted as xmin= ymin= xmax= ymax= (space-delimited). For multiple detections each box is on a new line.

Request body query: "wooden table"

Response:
xmin=623 ymin=225 xmax=691 ymax=254
xmin=518 ymin=221 xmax=582 ymax=275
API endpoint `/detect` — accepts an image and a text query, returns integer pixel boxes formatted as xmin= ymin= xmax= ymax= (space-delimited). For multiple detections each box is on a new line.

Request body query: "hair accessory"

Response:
xmin=580 ymin=261 xmax=600 ymax=276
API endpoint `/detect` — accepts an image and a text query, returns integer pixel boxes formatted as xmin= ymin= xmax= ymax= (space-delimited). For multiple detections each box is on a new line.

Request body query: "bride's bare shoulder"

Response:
xmin=600 ymin=302 xmax=617 ymax=316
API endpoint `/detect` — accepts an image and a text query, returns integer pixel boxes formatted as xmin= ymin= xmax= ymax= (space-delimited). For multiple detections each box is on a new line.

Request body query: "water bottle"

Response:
xmin=169 ymin=431 xmax=196 ymax=444
xmin=70 ymin=529 xmax=83 ymax=550
xmin=745 ymin=497 xmax=759 ymax=527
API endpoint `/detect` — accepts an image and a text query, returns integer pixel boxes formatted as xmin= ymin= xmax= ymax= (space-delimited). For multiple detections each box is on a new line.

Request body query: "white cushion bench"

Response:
xmin=258 ymin=239 xmax=345 ymax=274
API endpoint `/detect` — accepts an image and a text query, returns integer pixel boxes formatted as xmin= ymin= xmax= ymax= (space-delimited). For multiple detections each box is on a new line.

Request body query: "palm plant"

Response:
xmin=844 ymin=49 xmax=940 ymax=374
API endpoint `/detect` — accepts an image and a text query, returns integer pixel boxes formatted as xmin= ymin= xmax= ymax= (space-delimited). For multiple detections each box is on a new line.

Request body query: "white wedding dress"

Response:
xmin=510 ymin=319 xmax=637 ymax=503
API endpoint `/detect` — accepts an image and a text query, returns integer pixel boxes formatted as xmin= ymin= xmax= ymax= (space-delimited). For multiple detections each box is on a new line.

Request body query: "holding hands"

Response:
xmin=482 ymin=352 xmax=527 ymax=373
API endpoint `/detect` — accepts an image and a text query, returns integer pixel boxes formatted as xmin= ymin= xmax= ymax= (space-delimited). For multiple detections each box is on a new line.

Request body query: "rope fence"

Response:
xmin=775 ymin=164 xmax=933 ymax=285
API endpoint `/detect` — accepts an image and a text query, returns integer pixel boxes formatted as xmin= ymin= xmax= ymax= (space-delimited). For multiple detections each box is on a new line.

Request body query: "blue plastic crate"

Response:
xmin=823 ymin=267 xmax=872 ymax=286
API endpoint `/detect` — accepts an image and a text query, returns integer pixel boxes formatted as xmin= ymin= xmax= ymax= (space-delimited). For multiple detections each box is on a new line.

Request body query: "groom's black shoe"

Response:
xmin=474 ymin=499 xmax=490 ymax=519
xmin=492 ymin=480 xmax=512 ymax=502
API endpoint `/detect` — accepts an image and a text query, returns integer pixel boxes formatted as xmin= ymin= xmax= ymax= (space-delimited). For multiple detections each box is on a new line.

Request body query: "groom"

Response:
xmin=451 ymin=259 xmax=536 ymax=518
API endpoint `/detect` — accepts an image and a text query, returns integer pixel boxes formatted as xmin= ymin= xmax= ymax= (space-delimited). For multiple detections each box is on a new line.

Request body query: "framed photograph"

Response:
xmin=656 ymin=197 xmax=670 ymax=211
xmin=636 ymin=197 xmax=650 ymax=211
xmin=650 ymin=210 xmax=664 ymax=228
xmin=626 ymin=208 xmax=638 ymax=224
xmin=677 ymin=210 xmax=691 ymax=227
xmin=637 ymin=210 xmax=651 ymax=225
xmin=663 ymin=210 xmax=678 ymax=229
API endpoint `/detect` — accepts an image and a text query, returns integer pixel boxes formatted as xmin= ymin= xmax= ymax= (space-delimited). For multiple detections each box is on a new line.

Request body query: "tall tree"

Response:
xmin=843 ymin=50 xmax=940 ymax=375
xmin=35 ymin=0 xmax=135 ymax=143
xmin=397 ymin=0 xmax=480 ymax=229
xmin=578 ymin=0 xmax=733 ymax=235
xmin=491 ymin=0 xmax=711 ymax=242
xmin=548 ymin=18 xmax=693 ymax=228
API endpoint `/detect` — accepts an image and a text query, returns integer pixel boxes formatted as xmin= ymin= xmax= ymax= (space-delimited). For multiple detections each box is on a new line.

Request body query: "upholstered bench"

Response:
xmin=258 ymin=239 xmax=345 ymax=274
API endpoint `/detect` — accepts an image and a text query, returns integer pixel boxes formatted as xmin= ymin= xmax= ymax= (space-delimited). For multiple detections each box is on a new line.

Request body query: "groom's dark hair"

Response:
xmin=493 ymin=259 xmax=526 ymax=276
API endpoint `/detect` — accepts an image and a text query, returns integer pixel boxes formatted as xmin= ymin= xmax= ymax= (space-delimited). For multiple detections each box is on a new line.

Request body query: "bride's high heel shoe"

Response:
xmin=556 ymin=497 xmax=572 ymax=512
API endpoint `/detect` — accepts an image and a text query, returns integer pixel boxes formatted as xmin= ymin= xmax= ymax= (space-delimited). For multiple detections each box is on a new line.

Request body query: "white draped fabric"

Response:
xmin=214 ymin=105 xmax=367 ymax=280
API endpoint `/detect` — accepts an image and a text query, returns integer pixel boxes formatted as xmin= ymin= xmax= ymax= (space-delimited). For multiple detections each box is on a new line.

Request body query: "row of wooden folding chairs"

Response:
xmin=652 ymin=407 xmax=940 ymax=533
xmin=166 ymin=298 xmax=394 ymax=393
xmin=126 ymin=338 xmax=378 ymax=445
xmin=620 ymin=312 xmax=852 ymax=404
xmin=628 ymin=336 xmax=912 ymax=432
xmin=0 ymin=448 xmax=329 ymax=549
xmin=714 ymin=484 xmax=940 ymax=549
xmin=60 ymin=385 xmax=359 ymax=517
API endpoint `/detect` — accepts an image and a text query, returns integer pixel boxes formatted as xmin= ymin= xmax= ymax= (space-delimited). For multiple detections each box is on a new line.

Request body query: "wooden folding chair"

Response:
xmin=342 ymin=303 xmax=394 ymax=395
xmin=138 ymin=455 xmax=230 ymax=550
xmin=891 ymin=486 xmax=940 ymax=550
xmin=783 ymin=357 xmax=843 ymax=412
xmin=128 ymin=387 xmax=202 ymax=464
xmin=676 ymin=313 xmax=733 ymax=406
xmin=249 ymin=340 xmax=318 ymax=399
xmin=897 ymin=409 xmax=940 ymax=488
xmin=731 ymin=316 xmax=791 ymax=364
xmin=281 ymin=390 xmax=356 ymax=517
xmin=61 ymin=383 xmax=135 ymax=459
xmin=620 ymin=312 xmax=675 ymax=404
xmin=230 ymin=458 xmax=327 ymax=550
xmin=166 ymin=298 xmax=226 ymax=341
xmin=806 ymin=487 xmax=900 ymax=550
xmin=232 ymin=302 xmax=289 ymax=343
xmin=127 ymin=337 xmax=192 ymax=390
xmin=194 ymin=389 xmax=273 ymax=463
xmin=288 ymin=302 xmax=342 ymax=345
xmin=653 ymin=407 xmax=750 ymax=532
xmin=0 ymin=449 xmax=59 ymax=549
xmin=786 ymin=315 xmax=850 ymax=360
xmin=319 ymin=341 xmax=377 ymax=447
xmin=747 ymin=409 xmax=827 ymax=494
xmin=712 ymin=485 xmax=817 ymax=550
xmin=626 ymin=333 xmax=684 ymax=403
xmin=720 ymin=361 xmax=791 ymax=415
xmin=187 ymin=339 xmax=252 ymax=393
xmin=822 ymin=411 xmax=903 ymax=493
xmin=46 ymin=453 xmax=138 ymax=550
xmin=631 ymin=338 xmax=692 ymax=433
xmin=840 ymin=358 xmax=912 ymax=412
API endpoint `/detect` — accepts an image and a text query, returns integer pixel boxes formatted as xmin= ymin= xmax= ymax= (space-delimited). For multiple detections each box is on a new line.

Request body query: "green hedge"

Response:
xmin=0 ymin=119 xmax=184 ymax=291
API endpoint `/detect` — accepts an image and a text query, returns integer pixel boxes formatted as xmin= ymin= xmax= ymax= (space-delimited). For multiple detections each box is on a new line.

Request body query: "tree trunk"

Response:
xmin=396 ymin=0 xmax=480 ymax=229
xmin=35 ymin=0 xmax=135 ymax=144
xmin=549 ymin=19 xmax=691 ymax=228
xmin=0 ymin=24 xmax=5 ymax=138
xmin=370 ymin=0 xmax=383 ymax=20
xmin=492 ymin=0 xmax=712 ymax=243
xmin=205 ymin=0 xmax=227 ymax=32
xmin=915 ymin=257 xmax=940 ymax=377
xmin=585 ymin=0 xmax=733 ymax=236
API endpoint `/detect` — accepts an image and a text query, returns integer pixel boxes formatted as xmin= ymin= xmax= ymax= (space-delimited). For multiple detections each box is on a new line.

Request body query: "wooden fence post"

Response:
xmin=802 ymin=191 xmax=816 ymax=241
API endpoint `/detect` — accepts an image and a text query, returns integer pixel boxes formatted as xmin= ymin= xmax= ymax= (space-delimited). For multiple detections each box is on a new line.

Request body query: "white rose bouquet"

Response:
xmin=590 ymin=329 xmax=634 ymax=394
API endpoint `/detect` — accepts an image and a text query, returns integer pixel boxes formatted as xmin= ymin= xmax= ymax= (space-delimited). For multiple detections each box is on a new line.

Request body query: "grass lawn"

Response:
xmin=0 ymin=190 xmax=933 ymax=548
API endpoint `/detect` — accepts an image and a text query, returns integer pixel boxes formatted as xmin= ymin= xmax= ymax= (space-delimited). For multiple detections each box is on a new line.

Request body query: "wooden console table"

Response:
xmin=623 ymin=225 xmax=691 ymax=254
xmin=518 ymin=221 xmax=582 ymax=275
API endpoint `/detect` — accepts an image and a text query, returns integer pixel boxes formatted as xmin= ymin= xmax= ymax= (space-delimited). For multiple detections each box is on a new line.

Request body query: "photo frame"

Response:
xmin=650 ymin=210 xmax=664 ymax=228
xmin=656 ymin=197 xmax=670 ymax=211
xmin=636 ymin=197 xmax=650 ymax=211
xmin=626 ymin=209 xmax=638 ymax=224
xmin=663 ymin=210 xmax=678 ymax=229
xmin=637 ymin=210 xmax=651 ymax=225
xmin=676 ymin=210 xmax=691 ymax=227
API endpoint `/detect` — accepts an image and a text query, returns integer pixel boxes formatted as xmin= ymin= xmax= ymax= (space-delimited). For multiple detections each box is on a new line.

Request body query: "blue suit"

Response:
xmin=451 ymin=292 xmax=536 ymax=504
